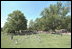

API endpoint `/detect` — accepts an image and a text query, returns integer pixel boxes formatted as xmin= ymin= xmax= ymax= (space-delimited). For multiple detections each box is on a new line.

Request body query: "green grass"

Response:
xmin=1 ymin=32 xmax=71 ymax=48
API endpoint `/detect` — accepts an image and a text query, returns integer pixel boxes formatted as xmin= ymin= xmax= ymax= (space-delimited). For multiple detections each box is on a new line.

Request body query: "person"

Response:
xmin=10 ymin=33 xmax=13 ymax=40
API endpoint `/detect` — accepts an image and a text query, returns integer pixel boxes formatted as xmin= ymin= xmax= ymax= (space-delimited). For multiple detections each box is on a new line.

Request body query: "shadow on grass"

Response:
xmin=9 ymin=31 xmax=38 ymax=36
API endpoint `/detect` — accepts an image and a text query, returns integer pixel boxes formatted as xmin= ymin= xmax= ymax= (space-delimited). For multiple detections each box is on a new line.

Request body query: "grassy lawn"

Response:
xmin=1 ymin=32 xmax=71 ymax=48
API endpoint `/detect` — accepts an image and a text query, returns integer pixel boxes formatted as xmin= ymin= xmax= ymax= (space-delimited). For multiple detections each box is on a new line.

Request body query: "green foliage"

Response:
xmin=29 ymin=2 xmax=71 ymax=32
xmin=3 ymin=10 xmax=27 ymax=33
xmin=29 ymin=20 xmax=35 ymax=30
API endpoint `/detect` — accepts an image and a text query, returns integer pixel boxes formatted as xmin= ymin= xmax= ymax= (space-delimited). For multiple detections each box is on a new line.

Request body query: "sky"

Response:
xmin=1 ymin=1 xmax=71 ymax=28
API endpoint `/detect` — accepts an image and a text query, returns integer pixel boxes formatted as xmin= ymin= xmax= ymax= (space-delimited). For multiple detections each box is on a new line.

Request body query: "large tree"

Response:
xmin=3 ymin=10 xmax=27 ymax=34
xmin=40 ymin=2 xmax=70 ymax=31
xmin=29 ymin=1 xmax=71 ymax=32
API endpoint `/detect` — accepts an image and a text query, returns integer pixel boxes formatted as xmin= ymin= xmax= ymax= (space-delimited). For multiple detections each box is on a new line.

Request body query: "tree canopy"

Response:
xmin=29 ymin=2 xmax=71 ymax=32
xmin=3 ymin=10 xmax=27 ymax=33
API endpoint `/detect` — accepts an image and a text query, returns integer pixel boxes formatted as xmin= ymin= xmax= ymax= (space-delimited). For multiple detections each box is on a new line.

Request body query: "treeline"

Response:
xmin=2 ymin=2 xmax=71 ymax=34
xmin=29 ymin=2 xmax=71 ymax=32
